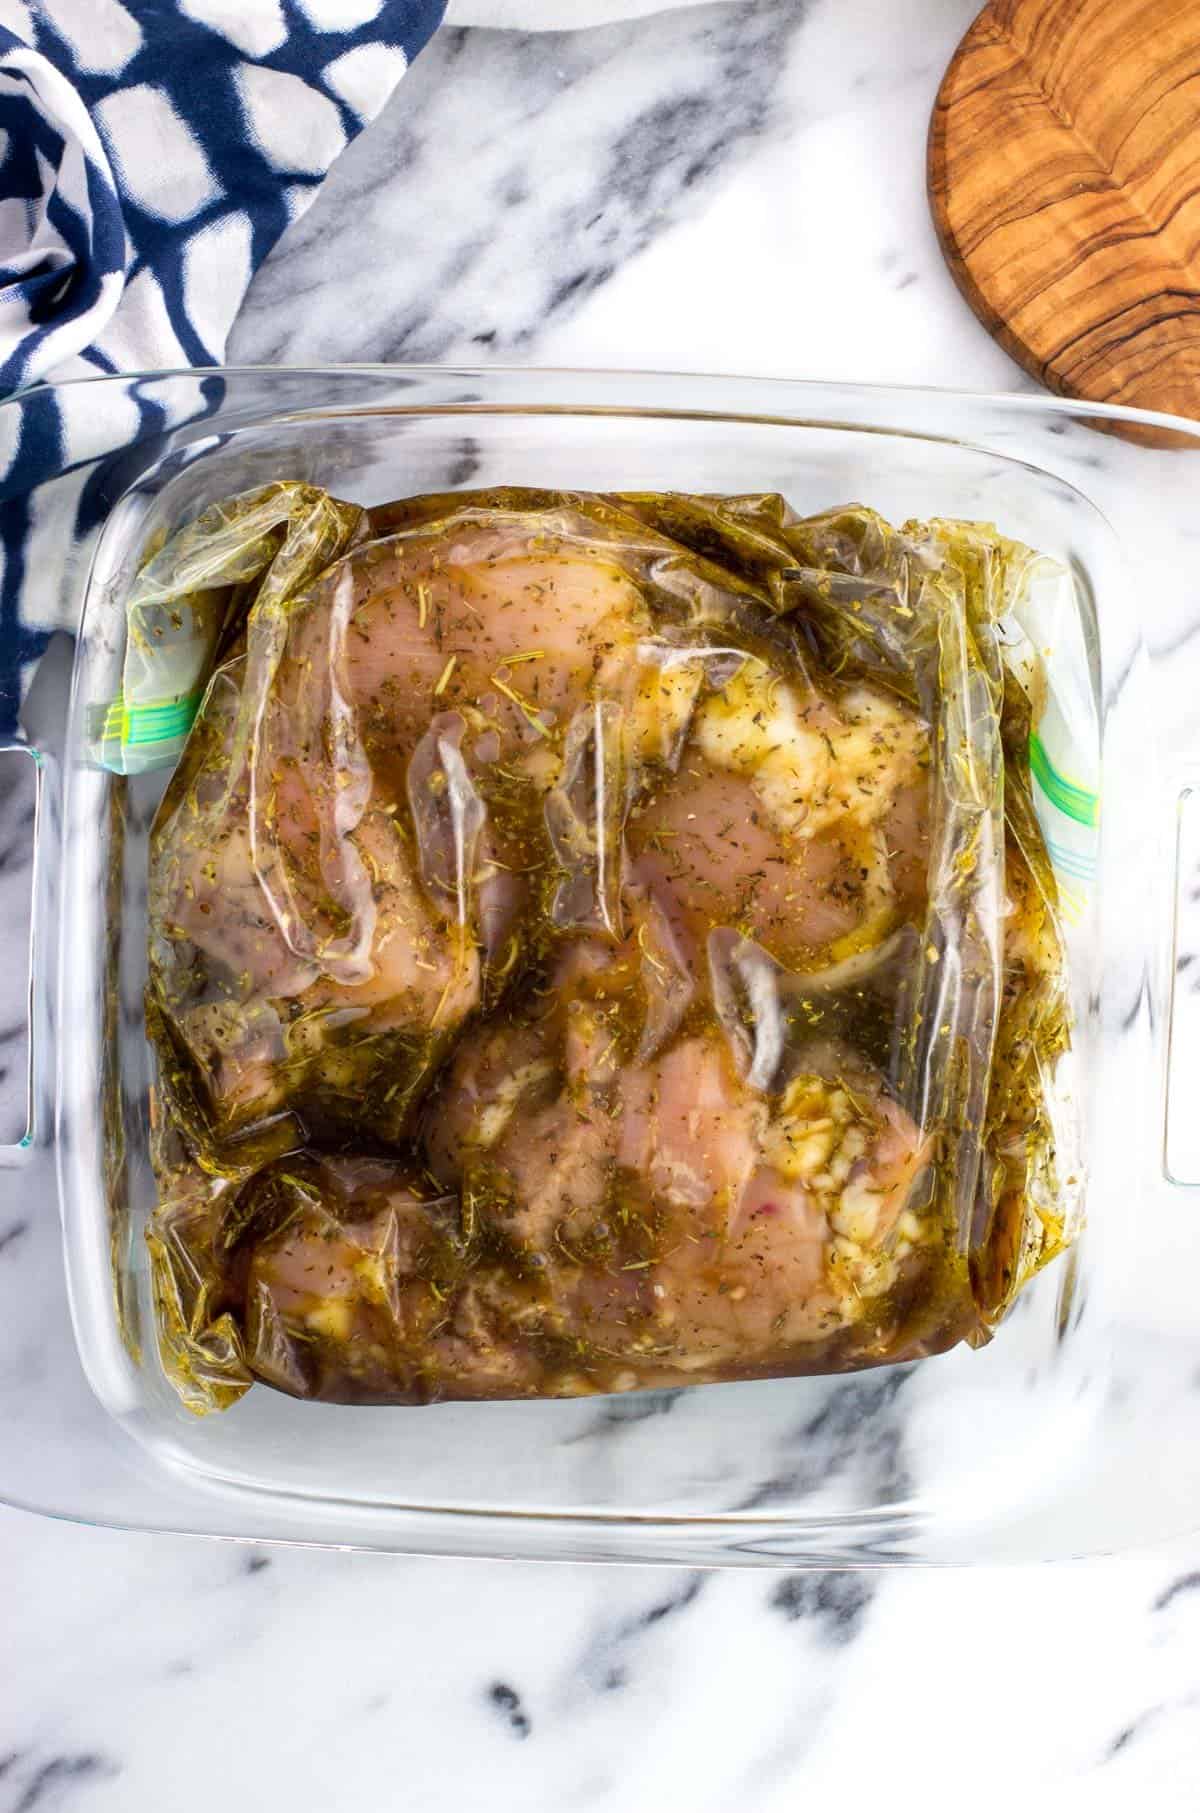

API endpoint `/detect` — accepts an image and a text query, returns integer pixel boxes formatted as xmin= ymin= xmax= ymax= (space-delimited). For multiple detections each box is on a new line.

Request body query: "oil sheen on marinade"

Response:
xmin=145 ymin=488 xmax=1071 ymax=1408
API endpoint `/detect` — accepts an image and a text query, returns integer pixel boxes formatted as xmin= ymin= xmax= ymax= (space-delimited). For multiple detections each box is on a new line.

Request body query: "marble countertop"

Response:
xmin=6 ymin=1 xmax=1200 ymax=1807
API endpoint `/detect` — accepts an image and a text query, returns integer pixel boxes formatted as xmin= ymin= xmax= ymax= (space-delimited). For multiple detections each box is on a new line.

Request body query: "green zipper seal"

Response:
xmin=89 ymin=689 xmax=204 ymax=751
xmin=1029 ymin=732 xmax=1099 ymax=828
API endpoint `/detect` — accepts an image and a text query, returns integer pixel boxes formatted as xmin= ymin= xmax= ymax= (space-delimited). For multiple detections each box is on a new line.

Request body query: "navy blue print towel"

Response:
xmin=0 ymin=0 xmax=445 ymax=734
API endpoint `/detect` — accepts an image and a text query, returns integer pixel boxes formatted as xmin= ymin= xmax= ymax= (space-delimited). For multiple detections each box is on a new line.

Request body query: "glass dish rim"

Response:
xmin=12 ymin=362 xmax=1200 ymax=442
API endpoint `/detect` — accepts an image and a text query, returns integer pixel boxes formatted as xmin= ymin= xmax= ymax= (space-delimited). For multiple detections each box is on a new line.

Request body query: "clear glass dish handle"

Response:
xmin=0 ymin=740 xmax=56 ymax=1168
xmin=1164 ymin=767 xmax=1200 ymax=1188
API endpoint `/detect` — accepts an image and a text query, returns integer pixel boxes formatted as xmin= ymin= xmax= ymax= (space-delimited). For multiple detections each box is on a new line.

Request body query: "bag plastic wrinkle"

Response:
xmin=92 ymin=481 xmax=366 ymax=775
xmin=138 ymin=484 xmax=1079 ymax=1410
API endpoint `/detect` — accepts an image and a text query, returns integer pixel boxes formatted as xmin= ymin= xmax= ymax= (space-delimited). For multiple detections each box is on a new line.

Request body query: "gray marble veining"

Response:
xmin=232 ymin=2 xmax=809 ymax=367
xmin=8 ymin=0 xmax=1200 ymax=1806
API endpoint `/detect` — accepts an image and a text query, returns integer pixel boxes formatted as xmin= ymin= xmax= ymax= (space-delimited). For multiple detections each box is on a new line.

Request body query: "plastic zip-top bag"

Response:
xmin=132 ymin=485 xmax=1081 ymax=1410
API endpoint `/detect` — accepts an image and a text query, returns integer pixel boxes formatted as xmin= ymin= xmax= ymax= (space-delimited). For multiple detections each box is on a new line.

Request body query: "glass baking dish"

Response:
xmin=2 ymin=367 xmax=1198 ymax=1566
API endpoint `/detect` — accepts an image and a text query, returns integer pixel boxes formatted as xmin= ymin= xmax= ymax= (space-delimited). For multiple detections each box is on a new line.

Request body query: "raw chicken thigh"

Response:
xmin=627 ymin=666 xmax=930 ymax=974
xmin=145 ymin=486 xmax=1072 ymax=1411
xmin=150 ymin=505 xmax=653 ymax=1142
xmin=232 ymin=931 xmax=941 ymax=1403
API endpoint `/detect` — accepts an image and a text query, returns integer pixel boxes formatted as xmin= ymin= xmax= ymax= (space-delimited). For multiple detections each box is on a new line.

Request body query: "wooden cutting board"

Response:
xmin=928 ymin=0 xmax=1200 ymax=423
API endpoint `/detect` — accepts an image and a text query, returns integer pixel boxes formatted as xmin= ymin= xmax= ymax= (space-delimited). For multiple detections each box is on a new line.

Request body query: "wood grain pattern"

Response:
xmin=929 ymin=0 xmax=1200 ymax=427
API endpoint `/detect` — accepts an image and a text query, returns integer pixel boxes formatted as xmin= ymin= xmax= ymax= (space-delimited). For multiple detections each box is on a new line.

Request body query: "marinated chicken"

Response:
xmin=144 ymin=485 xmax=1074 ymax=1411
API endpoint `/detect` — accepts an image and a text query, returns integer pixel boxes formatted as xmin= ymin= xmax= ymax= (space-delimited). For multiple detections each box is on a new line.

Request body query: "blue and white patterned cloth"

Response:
xmin=0 ymin=0 xmax=445 ymax=734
